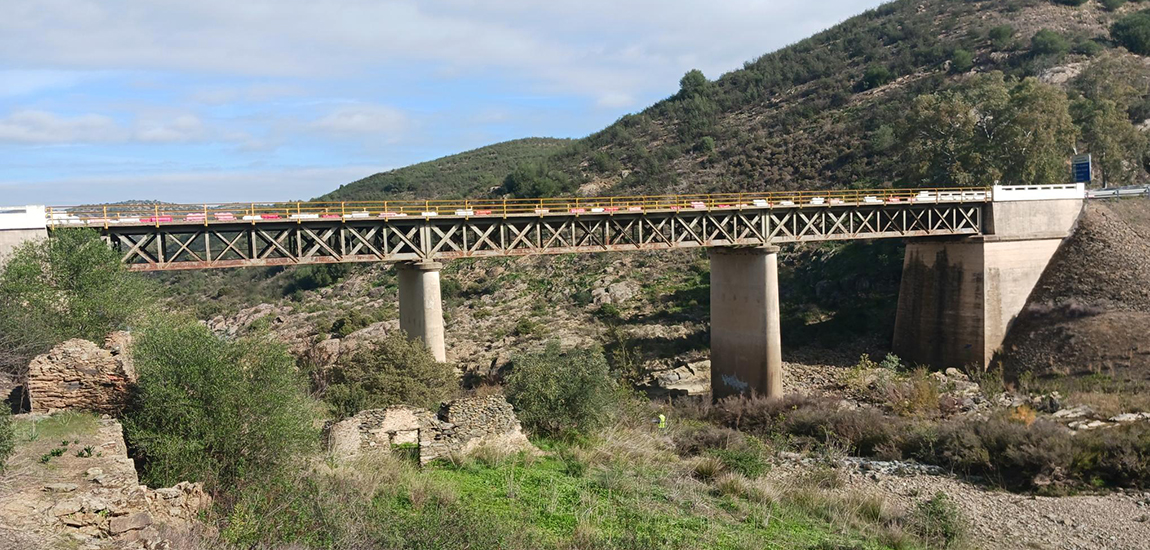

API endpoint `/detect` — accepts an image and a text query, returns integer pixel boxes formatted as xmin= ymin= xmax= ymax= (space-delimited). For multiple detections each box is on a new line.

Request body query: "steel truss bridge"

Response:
xmin=46 ymin=188 xmax=991 ymax=271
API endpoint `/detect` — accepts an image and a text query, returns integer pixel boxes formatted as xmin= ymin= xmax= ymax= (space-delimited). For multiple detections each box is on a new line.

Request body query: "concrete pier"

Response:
xmin=710 ymin=246 xmax=783 ymax=399
xmin=893 ymin=192 xmax=1084 ymax=369
xmin=397 ymin=260 xmax=447 ymax=362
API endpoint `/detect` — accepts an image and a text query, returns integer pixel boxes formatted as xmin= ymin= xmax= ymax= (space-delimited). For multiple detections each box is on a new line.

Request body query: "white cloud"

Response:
xmin=0 ymin=165 xmax=384 ymax=204
xmin=0 ymin=0 xmax=885 ymax=106
xmin=134 ymin=114 xmax=206 ymax=143
xmin=310 ymin=105 xmax=410 ymax=140
xmin=0 ymin=110 xmax=126 ymax=143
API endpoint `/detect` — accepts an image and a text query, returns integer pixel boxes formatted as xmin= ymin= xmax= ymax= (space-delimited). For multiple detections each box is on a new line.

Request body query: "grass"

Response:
xmin=206 ymin=423 xmax=944 ymax=549
xmin=13 ymin=411 xmax=99 ymax=442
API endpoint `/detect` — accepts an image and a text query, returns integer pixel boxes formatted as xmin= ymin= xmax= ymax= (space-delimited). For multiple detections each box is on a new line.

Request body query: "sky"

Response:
xmin=0 ymin=0 xmax=886 ymax=205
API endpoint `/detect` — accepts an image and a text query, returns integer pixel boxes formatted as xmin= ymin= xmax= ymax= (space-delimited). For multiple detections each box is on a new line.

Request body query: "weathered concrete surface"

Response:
xmin=709 ymin=246 xmax=782 ymax=399
xmin=894 ymin=197 xmax=1083 ymax=369
xmin=397 ymin=260 xmax=447 ymax=362
xmin=893 ymin=238 xmax=1063 ymax=368
xmin=0 ymin=228 xmax=46 ymax=265
xmin=985 ymin=198 xmax=1083 ymax=238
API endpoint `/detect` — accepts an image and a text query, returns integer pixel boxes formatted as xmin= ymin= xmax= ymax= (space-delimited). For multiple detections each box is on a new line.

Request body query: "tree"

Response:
xmin=1073 ymin=98 xmax=1149 ymax=186
xmin=988 ymin=25 xmax=1014 ymax=51
xmin=903 ymin=73 xmax=1076 ymax=187
xmin=678 ymin=69 xmax=710 ymax=98
xmin=859 ymin=65 xmax=893 ymax=90
xmin=501 ymin=162 xmax=573 ymax=198
xmin=950 ymin=49 xmax=974 ymax=73
xmin=1030 ymin=29 xmax=1069 ymax=57
xmin=1072 ymin=54 xmax=1150 ymax=113
xmin=1071 ymin=55 xmax=1150 ymax=186
xmin=0 ymin=228 xmax=153 ymax=376
xmin=504 ymin=342 xmax=617 ymax=438
xmin=324 ymin=332 xmax=458 ymax=418
xmin=124 ymin=318 xmax=317 ymax=491
xmin=1112 ymin=9 xmax=1150 ymax=56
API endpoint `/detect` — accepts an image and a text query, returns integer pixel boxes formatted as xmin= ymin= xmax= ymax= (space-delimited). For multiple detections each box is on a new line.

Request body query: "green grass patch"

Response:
xmin=15 ymin=411 xmax=99 ymax=442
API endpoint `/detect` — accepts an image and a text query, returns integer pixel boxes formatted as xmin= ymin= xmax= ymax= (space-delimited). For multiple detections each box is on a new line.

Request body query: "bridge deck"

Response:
xmin=44 ymin=188 xmax=989 ymax=270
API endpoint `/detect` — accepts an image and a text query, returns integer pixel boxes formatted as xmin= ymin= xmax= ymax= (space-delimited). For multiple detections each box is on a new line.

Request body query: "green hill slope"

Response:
xmin=332 ymin=0 xmax=1150 ymax=200
xmin=319 ymin=138 xmax=571 ymax=201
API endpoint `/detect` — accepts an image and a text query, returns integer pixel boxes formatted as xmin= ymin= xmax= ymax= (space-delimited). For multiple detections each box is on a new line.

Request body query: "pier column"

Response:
xmin=397 ymin=260 xmax=446 ymax=362
xmin=709 ymin=246 xmax=783 ymax=399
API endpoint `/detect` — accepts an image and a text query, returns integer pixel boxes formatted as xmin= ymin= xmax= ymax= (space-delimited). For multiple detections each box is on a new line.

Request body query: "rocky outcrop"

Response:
xmin=325 ymin=395 xmax=533 ymax=465
xmin=26 ymin=334 xmax=136 ymax=414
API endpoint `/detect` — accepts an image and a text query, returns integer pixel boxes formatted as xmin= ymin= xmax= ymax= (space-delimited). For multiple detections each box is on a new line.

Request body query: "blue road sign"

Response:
xmin=1072 ymin=153 xmax=1091 ymax=183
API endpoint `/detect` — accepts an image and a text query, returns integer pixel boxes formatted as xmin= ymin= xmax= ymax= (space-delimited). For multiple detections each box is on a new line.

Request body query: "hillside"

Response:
xmin=332 ymin=0 xmax=1150 ymax=200
xmin=319 ymin=138 xmax=571 ymax=201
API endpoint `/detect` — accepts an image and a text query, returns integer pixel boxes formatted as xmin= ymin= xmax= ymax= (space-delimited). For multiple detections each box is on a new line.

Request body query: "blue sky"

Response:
xmin=0 ymin=0 xmax=885 ymax=205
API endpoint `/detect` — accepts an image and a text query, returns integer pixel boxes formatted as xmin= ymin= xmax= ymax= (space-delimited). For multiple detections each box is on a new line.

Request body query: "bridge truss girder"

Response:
xmin=101 ymin=203 xmax=983 ymax=271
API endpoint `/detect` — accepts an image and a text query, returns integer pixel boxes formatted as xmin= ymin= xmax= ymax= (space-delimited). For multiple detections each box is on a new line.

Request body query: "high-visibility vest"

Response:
xmin=657 ymin=414 xmax=666 ymax=429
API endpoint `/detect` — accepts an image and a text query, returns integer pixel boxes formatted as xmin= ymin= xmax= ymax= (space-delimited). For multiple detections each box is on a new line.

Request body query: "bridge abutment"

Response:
xmin=893 ymin=189 xmax=1085 ymax=369
xmin=709 ymin=245 xmax=783 ymax=399
xmin=0 ymin=206 xmax=48 ymax=266
xmin=397 ymin=260 xmax=447 ymax=362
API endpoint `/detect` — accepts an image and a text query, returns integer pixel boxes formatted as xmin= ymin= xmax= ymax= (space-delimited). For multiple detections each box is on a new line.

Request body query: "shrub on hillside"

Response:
xmin=1112 ymin=10 xmax=1150 ymax=55
xmin=988 ymin=25 xmax=1014 ymax=50
xmin=1102 ymin=0 xmax=1127 ymax=12
xmin=123 ymin=318 xmax=317 ymax=490
xmin=324 ymin=332 xmax=458 ymax=418
xmin=1030 ymin=29 xmax=1069 ymax=56
xmin=0 ymin=407 xmax=13 ymax=470
xmin=710 ymin=396 xmax=1150 ymax=491
xmin=505 ymin=342 xmax=617 ymax=438
xmin=908 ymin=492 xmax=966 ymax=548
xmin=0 ymin=228 xmax=152 ymax=374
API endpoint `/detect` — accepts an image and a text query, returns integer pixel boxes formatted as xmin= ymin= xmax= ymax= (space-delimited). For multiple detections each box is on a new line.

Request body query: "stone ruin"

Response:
xmin=1 ymin=418 xmax=211 ymax=548
xmin=26 ymin=332 xmax=136 ymax=415
xmin=325 ymin=395 xmax=534 ymax=465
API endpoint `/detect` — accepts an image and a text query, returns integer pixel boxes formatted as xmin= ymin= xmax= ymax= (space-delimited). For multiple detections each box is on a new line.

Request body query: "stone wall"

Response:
xmin=26 ymin=332 xmax=135 ymax=414
xmin=325 ymin=395 xmax=533 ymax=465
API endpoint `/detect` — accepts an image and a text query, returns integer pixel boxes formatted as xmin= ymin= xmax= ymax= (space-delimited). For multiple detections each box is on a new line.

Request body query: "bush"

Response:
xmin=324 ymin=332 xmax=458 ymax=418
xmin=1051 ymin=0 xmax=1088 ymax=5
xmin=0 ymin=407 xmax=13 ymax=469
xmin=1101 ymin=0 xmax=1127 ymax=10
xmin=859 ymin=64 xmax=893 ymax=90
xmin=988 ymin=25 xmax=1014 ymax=50
xmin=1112 ymin=9 xmax=1150 ymax=55
xmin=1031 ymin=29 xmax=1069 ymax=56
xmin=123 ymin=318 xmax=317 ymax=490
xmin=505 ymin=342 xmax=617 ymax=437
xmin=908 ymin=492 xmax=966 ymax=548
xmin=0 ymin=228 xmax=152 ymax=373
xmin=949 ymin=49 xmax=974 ymax=73
xmin=285 ymin=263 xmax=351 ymax=295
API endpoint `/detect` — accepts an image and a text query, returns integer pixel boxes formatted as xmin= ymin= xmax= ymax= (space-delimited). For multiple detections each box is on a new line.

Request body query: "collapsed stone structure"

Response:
xmin=0 ymin=418 xmax=210 ymax=548
xmin=325 ymin=395 xmax=533 ymax=465
xmin=26 ymin=332 xmax=136 ymax=414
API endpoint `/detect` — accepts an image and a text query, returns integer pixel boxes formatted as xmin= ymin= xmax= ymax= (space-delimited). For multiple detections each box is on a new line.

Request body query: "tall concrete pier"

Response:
xmin=893 ymin=185 xmax=1085 ymax=369
xmin=709 ymin=246 xmax=783 ymax=399
xmin=397 ymin=260 xmax=447 ymax=362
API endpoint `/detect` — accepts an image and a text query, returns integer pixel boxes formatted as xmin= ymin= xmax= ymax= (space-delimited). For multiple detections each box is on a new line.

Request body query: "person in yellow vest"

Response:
xmin=657 ymin=413 xmax=667 ymax=430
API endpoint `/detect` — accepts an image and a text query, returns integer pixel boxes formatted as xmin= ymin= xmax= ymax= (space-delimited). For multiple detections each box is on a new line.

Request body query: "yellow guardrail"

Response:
xmin=45 ymin=187 xmax=992 ymax=228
